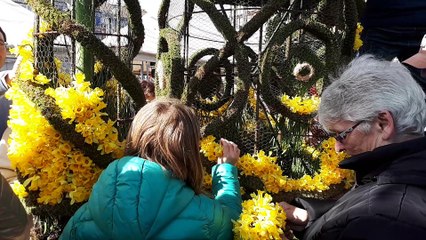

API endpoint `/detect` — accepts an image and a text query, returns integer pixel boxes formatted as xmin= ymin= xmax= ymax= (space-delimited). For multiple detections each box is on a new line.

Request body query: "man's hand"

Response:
xmin=279 ymin=201 xmax=309 ymax=229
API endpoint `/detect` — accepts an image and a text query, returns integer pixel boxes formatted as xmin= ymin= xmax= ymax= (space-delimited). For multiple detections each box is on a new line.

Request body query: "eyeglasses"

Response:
xmin=332 ymin=121 xmax=364 ymax=142
xmin=0 ymin=41 xmax=7 ymax=47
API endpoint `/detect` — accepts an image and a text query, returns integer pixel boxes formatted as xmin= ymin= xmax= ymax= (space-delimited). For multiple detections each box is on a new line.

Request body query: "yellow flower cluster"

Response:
xmin=6 ymin=31 xmax=125 ymax=205
xmin=353 ymin=22 xmax=364 ymax=51
xmin=200 ymin=135 xmax=354 ymax=193
xmin=233 ymin=191 xmax=286 ymax=240
xmin=45 ymin=73 xmax=125 ymax=157
xmin=6 ymin=87 xmax=103 ymax=205
xmin=314 ymin=138 xmax=355 ymax=190
xmin=94 ymin=61 xmax=104 ymax=74
xmin=11 ymin=180 xmax=28 ymax=199
xmin=9 ymin=41 xmax=50 ymax=85
xmin=200 ymin=135 xmax=223 ymax=161
xmin=281 ymin=94 xmax=320 ymax=115
xmin=238 ymin=151 xmax=285 ymax=193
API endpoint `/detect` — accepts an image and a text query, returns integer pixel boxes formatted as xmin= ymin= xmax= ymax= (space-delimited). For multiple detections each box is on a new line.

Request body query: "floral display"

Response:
xmin=7 ymin=85 xmax=103 ymax=205
xmin=200 ymin=135 xmax=354 ymax=237
xmin=6 ymin=32 xmax=125 ymax=205
xmin=7 ymin=1 xmax=365 ymax=238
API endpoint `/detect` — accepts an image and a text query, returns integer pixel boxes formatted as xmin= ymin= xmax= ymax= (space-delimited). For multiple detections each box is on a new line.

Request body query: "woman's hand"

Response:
xmin=217 ymin=138 xmax=240 ymax=165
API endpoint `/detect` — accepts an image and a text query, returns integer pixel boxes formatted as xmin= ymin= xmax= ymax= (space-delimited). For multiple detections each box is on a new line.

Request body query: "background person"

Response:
xmin=0 ymin=26 xmax=12 ymax=135
xmin=280 ymin=55 xmax=426 ymax=239
xmin=0 ymin=25 xmax=33 ymax=240
xmin=0 ymin=25 xmax=20 ymax=182
xmin=359 ymin=0 xmax=426 ymax=91
xmin=403 ymin=34 xmax=426 ymax=79
xmin=140 ymin=79 xmax=155 ymax=102
xmin=61 ymin=98 xmax=242 ymax=239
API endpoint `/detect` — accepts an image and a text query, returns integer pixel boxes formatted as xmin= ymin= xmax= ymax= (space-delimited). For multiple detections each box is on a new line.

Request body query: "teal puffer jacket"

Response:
xmin=60 ymin=156 xmax=242 ymax=240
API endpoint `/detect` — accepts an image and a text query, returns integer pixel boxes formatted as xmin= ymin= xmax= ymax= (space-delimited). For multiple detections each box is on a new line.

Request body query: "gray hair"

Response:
xmin=318 ymin=55 xmax=426 ymax=136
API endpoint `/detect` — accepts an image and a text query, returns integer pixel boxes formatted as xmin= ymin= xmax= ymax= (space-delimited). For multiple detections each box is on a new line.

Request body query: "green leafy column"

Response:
xmin=75 ymin=0 xmax=95 ymax=81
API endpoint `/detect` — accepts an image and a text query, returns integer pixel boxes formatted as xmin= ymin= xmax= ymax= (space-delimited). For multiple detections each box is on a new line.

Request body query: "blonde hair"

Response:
xmin=125 ymin=98 xmax=204 ymax=194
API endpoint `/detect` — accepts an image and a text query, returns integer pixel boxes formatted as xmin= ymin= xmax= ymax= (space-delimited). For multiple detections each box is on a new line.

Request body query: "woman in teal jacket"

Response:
xmin=61 ymin=98 xmax=242 ymax=240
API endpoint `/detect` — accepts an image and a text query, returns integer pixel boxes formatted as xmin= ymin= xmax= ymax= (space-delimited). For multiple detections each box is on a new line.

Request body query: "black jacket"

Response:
xmin=362 ymin=0 xmax=426 ymax=27
xmin=300 ymin=137 xmax=426 ymax=240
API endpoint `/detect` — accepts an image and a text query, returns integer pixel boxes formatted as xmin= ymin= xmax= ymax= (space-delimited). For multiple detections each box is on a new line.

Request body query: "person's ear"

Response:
xmin=376 ymin=111 xmax=395 ymax=140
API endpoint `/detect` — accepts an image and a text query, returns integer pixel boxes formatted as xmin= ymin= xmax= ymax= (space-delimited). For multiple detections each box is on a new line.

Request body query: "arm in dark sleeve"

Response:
xmin=287 ymin=197 xmax=337 ymax=239
xmin=0 ymin=174 xmax=31 ymax=239
xmin=293 ymin=197 xmax=336 ymax=226
xmin=335 ymin=216 xmax=426 ymax=240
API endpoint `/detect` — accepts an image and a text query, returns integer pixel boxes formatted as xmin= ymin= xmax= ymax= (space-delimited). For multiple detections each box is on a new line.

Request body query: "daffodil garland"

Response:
xmin=280 ymin=94 xmax=320 ymax=115
xmin=6 ymin=32 xmax=125 ymax=205
xmin=233 ymin=191 xmax=286 ymax=240
xmin=200 ymin=135 xmax=354 ymax=193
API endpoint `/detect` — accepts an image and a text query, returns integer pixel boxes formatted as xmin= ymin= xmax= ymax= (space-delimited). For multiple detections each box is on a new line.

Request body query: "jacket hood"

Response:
xmin=339 ymin=136 xmax=426 ymax=187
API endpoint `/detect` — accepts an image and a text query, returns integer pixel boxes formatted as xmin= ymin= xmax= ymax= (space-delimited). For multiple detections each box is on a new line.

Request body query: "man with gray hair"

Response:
xmin=280 ymin=55 xmax=426 ymax=239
